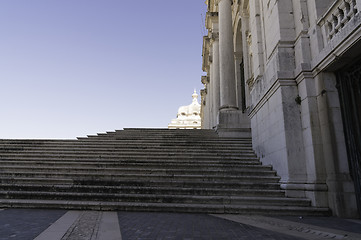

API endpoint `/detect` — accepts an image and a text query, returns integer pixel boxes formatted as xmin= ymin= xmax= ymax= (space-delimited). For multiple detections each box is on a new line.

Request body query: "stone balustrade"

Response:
xmin=318 ymin=0 xmax=358 ymax=42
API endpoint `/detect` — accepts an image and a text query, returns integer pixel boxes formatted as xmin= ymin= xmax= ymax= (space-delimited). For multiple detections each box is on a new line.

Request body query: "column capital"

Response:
xmin=206 ymin=12 xmax=218 ymax=19
xmin=234 ymin=52 xmax=242 ymax=61
xmin=201 ymin=76 xmax=210 ymax=85
xmin=210 ymin=32 xmax=219 ymax=42
xmin=215 ymin=0 xmax=233 ymax=5
xmin=206 ymin=12 xmax=219 ymax=30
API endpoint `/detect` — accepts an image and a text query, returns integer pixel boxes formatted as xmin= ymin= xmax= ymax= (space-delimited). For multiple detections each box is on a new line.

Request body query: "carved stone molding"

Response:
xmin=209 ymin=54 xmax=213 ymax=63
xmin=246 ymin=31 xmax=252 ymax=46
xmin=206 ymin=12 xmax=219 ymax=30
xmin=201 ymin=76 xmax=210 ymax=85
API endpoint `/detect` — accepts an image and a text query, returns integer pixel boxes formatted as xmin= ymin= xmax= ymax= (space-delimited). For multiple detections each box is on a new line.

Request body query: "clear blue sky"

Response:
xmin=0 ymin=1 xmax=207 ymax=139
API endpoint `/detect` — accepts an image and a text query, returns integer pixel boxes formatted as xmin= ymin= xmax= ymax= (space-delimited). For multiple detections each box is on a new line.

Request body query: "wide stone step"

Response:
xmin=0 ymin=183 xmax=282 ymax=194
xmin=0 ymin=152 xmax=257 ymax=160
xmin=0 ymin=166 xmax=276 ymax=176
xmin=10 ymin=146 xmax=250 ymax=154
xmin=0 ymin=178 xmax=280 ymax=188
xmin=0 ymin=139 xmax=252 ymax=145
xmin=0 ymin=139 xmax=252 ymax=146
xmin=0 ymin=145 xmax=253 ymax=151
xmin=118 ymin=129 xmax=220 ymax=136
xmin=0 ymin=147 xmax=254 ymax=154
xmin=0 ymin=199 xmax=331 ymax=215
xmin=0 ymin=191 xmax=308 ymax=205
xmin=82 ymin=136 xmax=250 ymax=141
xmin=0 ymin=157 xmax=262 ymax=168
xmin=83 ymin=132 xmax=229 ymax=137
xmin=116 ymin=129 xmax=219 ymax=135
xmin=0 ymin=177 xmax=74 ymax=185
xmin=84 ymin=130 xmax=222 ymax=139
xmin=0 ymin=149 xmax=255 ymax=156
xmin=0 ymin=159 xmax=262 ymax=166
xmin=0 ymin=172 xmax=281 ymax=182
xmin=0 ymin=160 xmax=263 ymax=168
xmin=0 ymin=154 xmax=259 ymax=161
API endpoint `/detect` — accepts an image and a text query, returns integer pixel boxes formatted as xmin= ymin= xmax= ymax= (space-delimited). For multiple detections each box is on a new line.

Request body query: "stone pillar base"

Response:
xmin=326 ymin=179 xmax=359 ymax=218
xmin=280 ymin=183 xmax=329 ymax=206
xmin=216 ymin=110 xmax=251 ymax=138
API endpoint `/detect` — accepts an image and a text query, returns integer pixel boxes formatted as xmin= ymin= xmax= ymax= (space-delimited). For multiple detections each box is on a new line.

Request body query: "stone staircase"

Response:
xmin=0 ymin=128 xmax=330 ymax=215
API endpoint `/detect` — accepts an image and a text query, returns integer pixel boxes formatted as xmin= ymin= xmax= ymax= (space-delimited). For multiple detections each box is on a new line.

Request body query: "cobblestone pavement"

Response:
xmin=1 ymin=209 xmax=361 ymax=240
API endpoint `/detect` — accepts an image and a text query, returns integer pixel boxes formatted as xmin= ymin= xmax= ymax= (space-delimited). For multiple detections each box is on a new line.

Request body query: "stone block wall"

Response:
xmin=201 ymin=0 xmax=361 ymax=217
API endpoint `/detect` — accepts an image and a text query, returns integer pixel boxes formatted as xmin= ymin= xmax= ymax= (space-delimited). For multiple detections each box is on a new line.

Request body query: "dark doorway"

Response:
xmin=337 ymin=58 xmax=361 ymax=217
xmin=240 ymin=61 xmax=246 ymax=113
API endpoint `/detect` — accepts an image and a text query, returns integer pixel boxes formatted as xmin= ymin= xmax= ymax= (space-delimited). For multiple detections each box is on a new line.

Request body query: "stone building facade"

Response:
xmin=201 ymin=0 xmax=361 ymax=217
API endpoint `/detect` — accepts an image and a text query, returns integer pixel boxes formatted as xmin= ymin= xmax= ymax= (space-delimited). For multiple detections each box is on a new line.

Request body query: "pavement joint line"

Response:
xmin=34 ymin=210 xmax=82 ymax=240
xmin=90 ymin=212 xmax=104 ymax=240
xmin=211 ymin=214 xmax=361 ymax=240
xmin=94 ymin=212 xmax=122 ymax=240
xmin=61 ymin=211 xmax=101 ymax=240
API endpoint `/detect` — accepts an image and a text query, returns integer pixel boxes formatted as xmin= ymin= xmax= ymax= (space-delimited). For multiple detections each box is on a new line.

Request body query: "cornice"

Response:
xmin=249 ymin=72 xmax=296 ymax=118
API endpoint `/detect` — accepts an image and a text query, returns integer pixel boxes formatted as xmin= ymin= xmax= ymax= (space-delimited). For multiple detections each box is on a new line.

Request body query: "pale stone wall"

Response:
xmin=201 ymin=0 xmax=361 ymax=217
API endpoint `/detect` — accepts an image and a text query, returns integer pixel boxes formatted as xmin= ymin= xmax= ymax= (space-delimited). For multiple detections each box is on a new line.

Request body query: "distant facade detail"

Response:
xmin=201 ymin=0 xmax=361 ymax=217
xmin=168 ymin=90 xmax=201 ymax=129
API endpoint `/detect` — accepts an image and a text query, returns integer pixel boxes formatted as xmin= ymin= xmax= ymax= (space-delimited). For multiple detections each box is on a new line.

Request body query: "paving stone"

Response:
xmin=1 ymin=208 xmax=359 ymax=240
xmin=117 ymin=212 xmax=305 ymax=240
xmin=0 ymin=209 xmax=66 ymax=240
xmin=275 ymin=216 xmax=361 ymax=234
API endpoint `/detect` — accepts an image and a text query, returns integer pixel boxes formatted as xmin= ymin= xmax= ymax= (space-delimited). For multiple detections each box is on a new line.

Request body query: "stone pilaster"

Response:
xmin=201 ymin=76 xmax=211 ymax=129
xmin=211 ymin=33 xmax=220 ymax=129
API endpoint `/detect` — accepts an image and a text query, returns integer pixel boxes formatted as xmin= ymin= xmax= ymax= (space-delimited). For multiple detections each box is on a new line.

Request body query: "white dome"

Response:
xmin=168 ymin=90 xmax=201 ymax=129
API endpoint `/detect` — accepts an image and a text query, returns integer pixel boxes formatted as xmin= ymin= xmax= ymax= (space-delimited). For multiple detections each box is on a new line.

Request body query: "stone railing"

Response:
xmin=318 ymin=0 xmax=358 ymax=42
